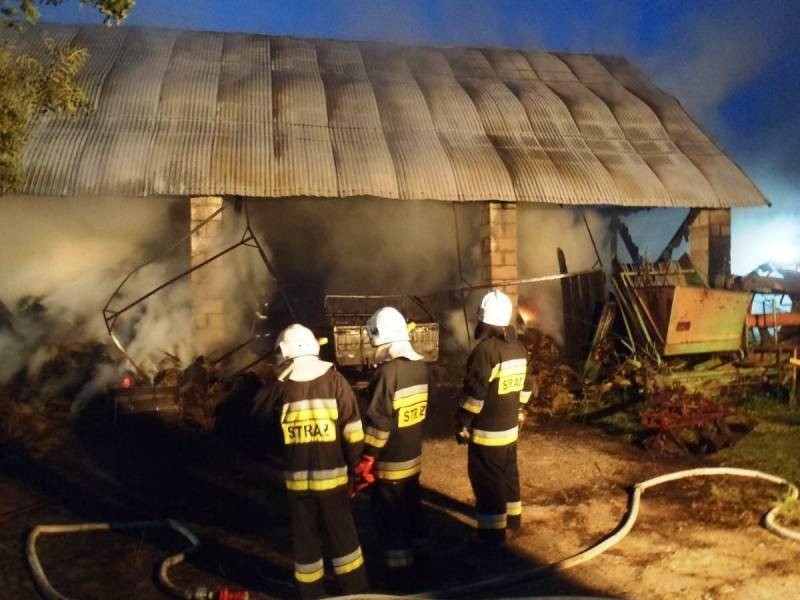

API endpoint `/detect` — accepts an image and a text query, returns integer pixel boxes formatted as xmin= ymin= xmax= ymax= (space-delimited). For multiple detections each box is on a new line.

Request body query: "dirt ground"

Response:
xmin=1 ymin=387 xmax=799 ymax=599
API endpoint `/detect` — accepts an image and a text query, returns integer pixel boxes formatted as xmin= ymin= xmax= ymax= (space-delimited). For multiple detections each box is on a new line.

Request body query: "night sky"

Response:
xmin=40 ymin=0 xmax=800 ymax=272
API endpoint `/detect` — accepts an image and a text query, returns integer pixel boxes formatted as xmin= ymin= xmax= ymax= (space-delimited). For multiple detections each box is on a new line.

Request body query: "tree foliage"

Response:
xmin=0 ymin=1 xmax=133 ymax=194
xmin=2 ymin=0 xmax=134 ymax=28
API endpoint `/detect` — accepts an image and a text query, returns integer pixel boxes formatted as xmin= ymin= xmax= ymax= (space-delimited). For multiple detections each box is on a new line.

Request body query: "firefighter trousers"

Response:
xmin=289 ymin=487 xmax=368 ymax=599
xmin=467 ymin=442 xmax=521 ymax=543
xmin=370 ymin=475 xmax=431 ymax=580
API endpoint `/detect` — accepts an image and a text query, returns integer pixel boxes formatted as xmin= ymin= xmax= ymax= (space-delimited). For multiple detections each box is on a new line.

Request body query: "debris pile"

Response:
xmin=565 ymin=254 xmax=800 ymax=454
xmin=580 ymin=257 xmax=800 ymax=400
xmin=1 ymin=298 xmax=115 ymax=404
xmin=521 ymin=327 xmax=580 ymax=415
xmin=0 ymin=393 xmax=70 ymax=456
xmin=638 ymin=387 xmax=749 ymax=454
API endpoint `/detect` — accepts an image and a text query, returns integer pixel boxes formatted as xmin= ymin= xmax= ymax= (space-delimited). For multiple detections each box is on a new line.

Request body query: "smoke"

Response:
xmin=635 ymin=3 xmax=800 ymax=267
xmin=0 ymin=195 xmax=271 ymax=402
xmin=731 ymin=178 xmax=800 ymax=274
xmin=250 ymin=196 xmax=480 ymax=295
xmin=109 ymin=261 xmax=194 ymax=375
xmin=517 ymin=206 xmax=610 ymax=344
xmin=641 ymin=12 xmax=778 ymax=134
xmin=0 ymin=195 xmax=172 ymax=388
xmin=1 ymin=192 xmax=472 ymax=403
xmin=248 ymin=199 xmax=682 ymax=353
xmin=442 ymin=308 xmax=471 ymax=353
xmin=246 ymin=197 xmax=483 ymax=361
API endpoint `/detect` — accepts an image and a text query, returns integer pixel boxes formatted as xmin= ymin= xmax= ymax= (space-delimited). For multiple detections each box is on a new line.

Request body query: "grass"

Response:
xmin=575 ymin=388 xmax=800 ymax=484
xmin=774 ymin=494 xmax=800 ymax=528
xmin=715 ymin=393 xmax=800 ymax=483
xmin=573 ymin=387 xmax=644 ymax=438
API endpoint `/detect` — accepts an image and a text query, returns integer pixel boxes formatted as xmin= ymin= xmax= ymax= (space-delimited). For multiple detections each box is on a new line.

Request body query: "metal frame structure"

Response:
xmin=102 ymin=197 xmax=294 ymax=378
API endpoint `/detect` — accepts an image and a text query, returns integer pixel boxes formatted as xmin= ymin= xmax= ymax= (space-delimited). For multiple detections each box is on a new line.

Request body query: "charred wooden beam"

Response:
xmin=558 ymin=247 xmax=580 ymax=362
xmin=558 ymin=248 xmax=606 ymax=364
xmin=617 ymin=220 xmax=641 ymax=265
xmin=658 ymin=208 xmax=701 ymax=263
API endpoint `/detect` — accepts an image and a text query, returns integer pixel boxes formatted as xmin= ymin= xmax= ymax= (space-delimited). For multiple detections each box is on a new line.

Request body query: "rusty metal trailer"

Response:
xmin=323 ymin=294 xmax=439 ymax=367
xmin=584 ymin=257 xmax=799 ymax=402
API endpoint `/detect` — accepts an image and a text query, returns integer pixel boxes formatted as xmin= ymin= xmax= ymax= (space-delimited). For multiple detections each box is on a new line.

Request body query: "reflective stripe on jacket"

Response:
xmin=363 ymin=358 xmax=431 ymax=480
xmin=457 ymin=334 xmax=531 ymax=447
xmin=253 ymin=367 xmax=363 ymax=493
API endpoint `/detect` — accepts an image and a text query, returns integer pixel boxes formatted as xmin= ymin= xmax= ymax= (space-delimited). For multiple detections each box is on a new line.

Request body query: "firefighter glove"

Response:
xmin=455 ymin=426 xmax=471 ymax=445
xmin=518 ymin=407 xmax=526 ymax=432
xmin=352 ymin=455 xmax=376 ymax=495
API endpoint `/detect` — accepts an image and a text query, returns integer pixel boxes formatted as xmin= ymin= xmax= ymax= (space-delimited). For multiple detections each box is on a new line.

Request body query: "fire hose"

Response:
xmin=333 ymin=467 xmax=800 ymax=599
xmin=26 ymin=519 xmax=248 ymax=600
xmin=24 ymin=469 xmax=798 ymax=600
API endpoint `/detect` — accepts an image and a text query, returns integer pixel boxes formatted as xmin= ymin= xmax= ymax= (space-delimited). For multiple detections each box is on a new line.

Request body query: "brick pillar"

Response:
xmin=190 ymin=196 xmax=226 ymax=354
xmin=689 ymin=209 xmax=731 ymax=288
xmin=480 ymin=201 xmax=518 ymax=308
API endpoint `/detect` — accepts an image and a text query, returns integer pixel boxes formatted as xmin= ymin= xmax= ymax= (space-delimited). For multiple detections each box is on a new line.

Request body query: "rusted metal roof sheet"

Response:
xmin=5 ymin=25 xmax=768 ymax=207
xmin=211 ymin=33 xmax=272 ymax=197
xmin=318 ymin=40 xmax=399 ymax=198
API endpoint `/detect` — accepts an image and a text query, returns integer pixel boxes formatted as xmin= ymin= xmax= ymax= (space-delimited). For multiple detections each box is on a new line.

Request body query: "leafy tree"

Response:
xmin=1 ymin=0 xmax=133 ymax=28
xmin=0 ymin=1 xmax=134 ymax=193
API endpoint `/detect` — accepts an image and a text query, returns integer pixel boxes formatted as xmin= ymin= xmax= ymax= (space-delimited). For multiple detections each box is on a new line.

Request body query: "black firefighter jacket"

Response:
xmin=456 ymin=331 xmax=532 ymax=447
xmin=253 ymin=366 xmax=364 ymax=494
xmin=363 ymin=358 xmax=431 ymax=481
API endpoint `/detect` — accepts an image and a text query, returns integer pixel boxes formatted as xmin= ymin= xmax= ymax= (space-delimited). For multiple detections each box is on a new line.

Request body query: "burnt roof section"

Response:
xmin=5 ymin=25 xmax=768 ymax=207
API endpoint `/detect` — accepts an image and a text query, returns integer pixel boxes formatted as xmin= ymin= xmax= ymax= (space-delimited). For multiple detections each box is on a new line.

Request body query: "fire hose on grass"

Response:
xmin=334 ymin=467 xmax=800 ymax=600
xmin=26 ymin=519 xmax=248 ymax=600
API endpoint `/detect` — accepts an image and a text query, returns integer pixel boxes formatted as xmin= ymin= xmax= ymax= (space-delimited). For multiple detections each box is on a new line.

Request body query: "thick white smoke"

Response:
xmin=0 ymin=195 xmax=271 ymax=402
xmin=0 ymin=196 xmax=173 ymax=388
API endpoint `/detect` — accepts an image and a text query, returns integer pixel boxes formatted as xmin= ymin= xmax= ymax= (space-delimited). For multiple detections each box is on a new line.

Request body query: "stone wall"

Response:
xmin=690 ymin=209 xmax=731 ymax=287
xmin=480 ymin=201 xmax=518 ymax=307
xmin=190 ymin=196 xmax=226 ymax=353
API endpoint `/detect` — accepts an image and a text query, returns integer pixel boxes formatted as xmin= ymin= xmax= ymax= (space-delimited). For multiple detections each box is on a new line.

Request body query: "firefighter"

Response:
xmin=353 ymin=306 xmax=432 ymax=586
xmin=455 ymin=289 xmax=532 ymax=544
xmin=252 ymin=323 xmax=368 ymax=599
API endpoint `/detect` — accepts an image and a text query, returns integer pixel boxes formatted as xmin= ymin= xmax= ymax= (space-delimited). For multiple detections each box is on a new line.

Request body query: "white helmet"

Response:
xmin=478 ymin=289 xmax=513 ymax=327
xmin=274 ymin=323 xmax=320 ymax=364
xmin=366 ymin=306 xmax=410 ymax=347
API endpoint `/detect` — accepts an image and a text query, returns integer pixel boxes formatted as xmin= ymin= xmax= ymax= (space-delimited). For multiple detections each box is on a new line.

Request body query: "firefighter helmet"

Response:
xmin=478 ymin=289 xmax=513 ymax=327
xmin=366 ymin=306 xmax=410 ymax=347
xmin=274 ymin=323 xmax=320 ymax=364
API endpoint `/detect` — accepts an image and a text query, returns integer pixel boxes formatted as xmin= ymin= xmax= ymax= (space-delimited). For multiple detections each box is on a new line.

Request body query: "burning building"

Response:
xmin=0 ymin=24 xmax=771 ymax=387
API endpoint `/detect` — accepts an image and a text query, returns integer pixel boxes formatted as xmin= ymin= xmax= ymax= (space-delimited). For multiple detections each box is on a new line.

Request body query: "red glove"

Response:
xmin=351 ymin=455 xmax=376 ymax=495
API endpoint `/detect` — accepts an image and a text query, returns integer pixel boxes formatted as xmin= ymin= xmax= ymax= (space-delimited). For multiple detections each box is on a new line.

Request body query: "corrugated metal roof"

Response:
xmin=4 ymin=25 xmax=768 ymax=207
